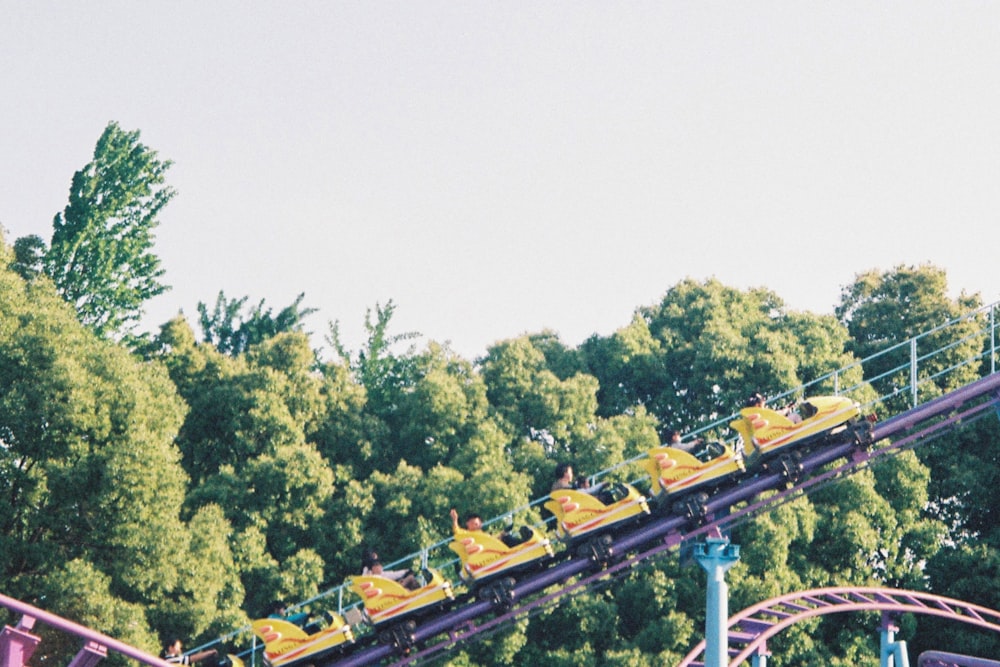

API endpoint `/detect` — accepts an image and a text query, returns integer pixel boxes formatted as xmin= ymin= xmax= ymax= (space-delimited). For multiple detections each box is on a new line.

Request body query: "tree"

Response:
xmin=480 ymin=334 xmax=659 ymax=498
xmin=337 ymin=300 xmax=421 ymax=412
xmin=0 ymin=238 xmax=189 ymax=594
xmin=36 ymin=559 xmax=160 ymax=667
xmin=836 ymin=263 xmax=984 ymax=412
xmin=152 ymin=315 xmax=353 ymax=609
xmin=147 ymin=504 xmax=248 ymax=645
xmin=582 ymin=279 xmax=864 ymax=438
xmin=833 ymin=265 xmax=1000 ymax=660
xmin=37 ymin=121 xmax=176 ymax=338
xmin=392 ymin=342 xmax=491 ymax=470
xmin=0 ymin=234 xmax=249 ymax=664
xmin=197 ymin=291 xmax=317 ymax=355
xmin=325 ymin=300 xmax=421 ymax=473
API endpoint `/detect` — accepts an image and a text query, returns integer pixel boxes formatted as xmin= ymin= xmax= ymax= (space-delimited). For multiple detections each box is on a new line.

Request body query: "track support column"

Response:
xmin=695 ymin=537 xmax=740 ymax=667
xmin=880 ymin=612 xmax=910 ymax=667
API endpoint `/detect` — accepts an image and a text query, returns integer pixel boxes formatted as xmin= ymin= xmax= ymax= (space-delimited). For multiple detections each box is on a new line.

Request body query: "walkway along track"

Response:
xmin=322 ymin=371 xmax=1000 ymax=667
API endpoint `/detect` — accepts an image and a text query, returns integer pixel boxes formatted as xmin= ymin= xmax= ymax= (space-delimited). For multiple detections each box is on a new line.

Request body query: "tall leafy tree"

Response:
xmin=153 ymin=316 xmax=344 ymax=610
xmin=582 ymin=279 xmax=864 ymax=438
xmin=197 ymin=291 xmax=317 ymax=355
xmin=311 ymin=358 xmax=387 ymax=473
xmin=36 ymin=121 xmax=176 ymax=338
xmin=0 ymin=237 xmax=188 ymax=594
xmin=392 ymin=342 xmax=491 ymax=470
xmin=346 ymin=300 xmax=421 ymax=413
xmin=832 ymin=264 xmax=1000 ymax=659
xmin=480 ymin=334 xmax=660 ymax=497
xmin=0 ymin=234 xmax=247 ymax=664
xmin=325 ymin=300 xmax=421 ymax=473
xmin=836 ymin=263 xmax=984 ymax=411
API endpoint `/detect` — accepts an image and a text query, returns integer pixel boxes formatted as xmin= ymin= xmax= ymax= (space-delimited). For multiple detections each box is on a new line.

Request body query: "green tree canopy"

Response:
xmin=38 ymin=121 xmax=175 ymax=338
xmin=197 ymin=291 xmax=317 ymax=356
xmin=582 ymin=279 xmax=865 ymax=439
xmin=0 ymin=233 xmax=245 ymax=664
xmin=836 ymin=263 xmax=984 ymax=410
xmin=4 ymin=230 xmax=994 ymax=666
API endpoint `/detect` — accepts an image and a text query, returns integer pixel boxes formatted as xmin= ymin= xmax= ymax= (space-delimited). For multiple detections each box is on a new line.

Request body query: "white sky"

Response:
xmin=2 ymin=2 xmax=998 ymax=360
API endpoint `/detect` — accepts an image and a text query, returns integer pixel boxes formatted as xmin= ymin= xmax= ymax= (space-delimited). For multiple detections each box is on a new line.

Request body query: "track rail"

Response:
xmin=677 ymin=587 xmax=1000 ymax=667
xmin=918 ymin=650 xmax=1000 ymax=667
xmin=0 ymin=593 xmax=173 ymax=667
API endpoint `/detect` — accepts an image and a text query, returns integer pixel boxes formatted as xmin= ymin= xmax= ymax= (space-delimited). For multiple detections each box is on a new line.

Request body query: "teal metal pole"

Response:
xmin=695 ymin=538 xmax=740 ymax=667
xmin=880 ymin=613 xmax=910 ymax=667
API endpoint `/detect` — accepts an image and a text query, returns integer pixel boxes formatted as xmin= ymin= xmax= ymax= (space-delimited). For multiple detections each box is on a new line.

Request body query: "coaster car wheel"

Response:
xmin=378 ymin=620 xmax=417 ymax=653
xmin=477 ymin=577 xmax=517 ymax=610
xmin=672 ymin=492 xmax=710 ymax=522
xmin=576 ymin=532 xmax=615 ymax=566
xmin=777 ymin=451 xmax=804 ymax=483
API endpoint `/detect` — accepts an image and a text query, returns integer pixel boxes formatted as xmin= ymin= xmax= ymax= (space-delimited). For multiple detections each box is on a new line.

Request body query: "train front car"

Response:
xmin=249 ymin=614 xmax=355 ymax=667
xmin=731 ymin=395 xmax=862 ymax=468
xmin=449 ymin=525 xmax=554 ymax=587
xmin=544 ymin=483 xmax=650 ymax=544
xmin=347 ymin=567 xmax=454 ymax=630
xmin=642 ymin=441 xmax=745 ymax=504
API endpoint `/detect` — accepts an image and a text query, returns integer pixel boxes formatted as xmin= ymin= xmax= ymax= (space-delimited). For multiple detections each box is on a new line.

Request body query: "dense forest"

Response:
xmin=2 ymin=123 xmax=999 ymax=666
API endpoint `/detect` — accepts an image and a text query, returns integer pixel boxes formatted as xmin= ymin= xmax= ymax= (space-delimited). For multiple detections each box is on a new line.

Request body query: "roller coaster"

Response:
xmin=311 ymin=374 xmax=1000 ymax=667
xmin=4 ymin=300 xmax=1000 ymax=666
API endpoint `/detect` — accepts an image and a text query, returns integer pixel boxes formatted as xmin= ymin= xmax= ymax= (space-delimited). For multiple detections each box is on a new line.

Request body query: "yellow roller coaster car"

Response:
xmin=449 ymin=525 xmax=554 ymax=585
xmin=730 ymin=395 xmax=862 ymax=468
xmin=544 ymin=483 xmax=649 ymax=542
xmin=642 ymin=441 xmax=745 ymax=500
xmin=249 ymin=615 xmax=354 ymax=667
xmin=347 ymin=568 xmax=454 ymax=628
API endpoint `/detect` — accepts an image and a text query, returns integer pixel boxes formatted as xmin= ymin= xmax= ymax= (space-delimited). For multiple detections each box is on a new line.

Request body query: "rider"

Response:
xmin=449 ymin=508 xmax=528 ymax=548
xmin=162 ymin=639 xmax=217 ymax=666
xmin=746 ymin=392 xmax=802 ymax=423
xmin=665 ymin=428 xmax=724 ymax=463
xmin=449 ymin=508 xmax=484 ymax=532
xmin=551 ymin=461 xmax=624 ymax=506
xmin=360 ymin=549 xmax=420 ymax=591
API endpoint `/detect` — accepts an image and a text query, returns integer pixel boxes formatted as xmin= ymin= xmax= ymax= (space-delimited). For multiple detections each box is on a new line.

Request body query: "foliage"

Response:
xmin=581 ymin=278 xmax=865 ymax=439
xmin=3 ymin=229 xmax=995 ymax=667
xmin=39 ymin=121 xmax=175 ymax=338
xmin=836 ymin=263 xmax=984 ymax=413
xmin=197 ymin=291 xmax=317 ymax=355
xmin=0 ymin=233 xmax=245 ymax=663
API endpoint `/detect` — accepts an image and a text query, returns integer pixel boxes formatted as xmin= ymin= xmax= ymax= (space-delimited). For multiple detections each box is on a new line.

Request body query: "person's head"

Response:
xmin=166 ymin=639 xmax=183 ymax=655
xmin=746 ymin=392 xmax=765 ymax=408
xmin=361 ymin=549 xmax=380 ymax=570
xmin=554 ymin=462 xmax=573 ymax=482
xmin=464 ymin=513 xmax=483 ymax=531
xmin=666 ymin=429 xmax=682 ymax=443
xmin=270 ymin=601 xmax=287 ymax=616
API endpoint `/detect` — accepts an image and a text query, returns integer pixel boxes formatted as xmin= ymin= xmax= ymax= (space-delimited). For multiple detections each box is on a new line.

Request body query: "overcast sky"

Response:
xmin=2 ymin=2 xmax=998 ymax=360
